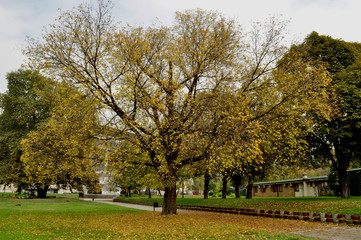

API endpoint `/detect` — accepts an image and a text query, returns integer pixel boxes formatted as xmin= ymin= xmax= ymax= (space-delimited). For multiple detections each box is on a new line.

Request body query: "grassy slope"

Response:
xmin=0 ymin=194 xmax=311 ymax=240
xmin=117 ymin=195 xmax=361 ymax=215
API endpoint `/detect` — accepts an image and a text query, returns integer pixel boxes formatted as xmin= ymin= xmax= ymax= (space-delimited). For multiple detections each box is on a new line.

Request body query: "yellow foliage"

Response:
xmin=20 ymin=82 xmax=103 ymax=190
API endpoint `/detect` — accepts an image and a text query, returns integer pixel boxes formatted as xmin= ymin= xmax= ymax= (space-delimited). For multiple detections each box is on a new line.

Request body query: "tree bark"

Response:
xmin=204 ymin=171 xmax=210 ymax=199
xmin=36 ymin=185 xmax=49 ymax=198
xmin=246 ymin=176 xmax=253 ymax=199
xmin=162 ymin=185 xmax=177 ymax=215
xmin=234 ymin=174 xmax=241 ymax=198
xmin=222 ymin=175 xmax=227 ymax=199
xmin=147 ymin=187 xmax=152 ymax=198
xmin=181 ymin=181 xmax=184 ymax=198
xmin=334 ymin=141 xmax=351 ymax=198
xmin=338 ymin=165 xmax=350 ymax=198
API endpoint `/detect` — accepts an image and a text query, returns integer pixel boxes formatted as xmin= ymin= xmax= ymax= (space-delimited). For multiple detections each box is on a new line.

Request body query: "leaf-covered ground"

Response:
xmin=117 ymin=195 xmax=361 ymax=215
xmin=0 ymin=196 xmax=315 ymax=239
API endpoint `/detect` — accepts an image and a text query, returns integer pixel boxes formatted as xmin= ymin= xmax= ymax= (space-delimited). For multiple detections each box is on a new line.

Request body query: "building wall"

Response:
xmin=2 ymin=184 xmax=75 ymax=194
xmin=278 ymin=184 xmax=296 ymax=197
xmin=295 ymin=183 xmax=304 ymax=197
xmin=253 ymin=184 xmax=296 ymax=197
xmin=254 ymin=180 xmax=334 ymax=198
xmin=253 ymin=181 xmax=330 ymax=198
xmin=306 ymin=182 xmax=320 ymax=197
xmin=0 ymin=184 xmax=17 ymax=193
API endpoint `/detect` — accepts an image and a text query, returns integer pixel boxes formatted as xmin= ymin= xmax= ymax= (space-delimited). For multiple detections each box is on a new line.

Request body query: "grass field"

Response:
xmin=0 ymin=194 xmax=313 ymax=239
xmin=117 ymin=195 xmax=361 ymax=215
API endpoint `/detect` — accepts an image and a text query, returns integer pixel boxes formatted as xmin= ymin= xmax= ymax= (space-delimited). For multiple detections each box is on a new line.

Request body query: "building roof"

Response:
xmin=347 ymin=168 xmax=361 ymax=172
xmin=253 ymin=176 xmax=328 ymax=186
xmin=253 ymin=168 xmax=361 ymax=186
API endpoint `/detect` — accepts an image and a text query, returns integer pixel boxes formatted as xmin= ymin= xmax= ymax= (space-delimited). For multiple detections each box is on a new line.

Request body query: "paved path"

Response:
xmin=83 ymin=199 xmax=361 ymax=239
xmin=288 ymin=225 xmax=361 ymax=240
xmin=82 ymin=198 xmax=162 ymax=211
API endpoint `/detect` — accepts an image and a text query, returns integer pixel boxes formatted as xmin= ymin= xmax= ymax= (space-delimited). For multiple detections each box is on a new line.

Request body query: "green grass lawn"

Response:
xmin=0 ymin=194 xmax=312 ymax=239
xmin=117 ymin=195 xmax=361 ymax=215
xmin=0 ymin=194 xmax=143 ymax=239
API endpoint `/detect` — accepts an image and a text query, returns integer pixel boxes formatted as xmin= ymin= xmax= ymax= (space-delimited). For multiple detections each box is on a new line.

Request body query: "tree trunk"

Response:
xmin=234 ymin=174 xmax=241 ymax=198
xmin=162 ymin=185 xmax=177 ymax=215
xmin=147 ymin=187 xmax=152 ymax=199
xmin=181 ymin=181 xmax=184 ymax=198
xmin=222 ymin=175 xmax=227 ymax=199
xmin=338 ymin=166 xmax=350 ymax=198
xmin=158 ymin=189 xmax=162 ymax=196
xmin=204 ymin=171 xmax=210 ymax=199
xmin=246 ymin=176 xmax=253 ymax=199
xmin=128 ymin=187 xmax=131 ymax=197
xmin=334 ymin=142 xmax=351 ymax=198
xmin=37 ymin=185 xmax=49 ymax=198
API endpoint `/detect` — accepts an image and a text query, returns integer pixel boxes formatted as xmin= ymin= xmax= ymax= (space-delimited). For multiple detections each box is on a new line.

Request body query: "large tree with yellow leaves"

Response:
xmin=25 ymin=0 xmax=331 ymax=213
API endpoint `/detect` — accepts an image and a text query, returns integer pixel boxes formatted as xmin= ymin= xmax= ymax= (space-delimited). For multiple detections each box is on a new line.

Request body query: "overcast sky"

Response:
xmin=1 ymin=0 xmax=360 ymax=93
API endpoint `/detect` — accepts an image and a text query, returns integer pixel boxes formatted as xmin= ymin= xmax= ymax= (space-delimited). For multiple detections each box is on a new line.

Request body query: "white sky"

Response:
xmin=0 ymin=0 xmax=360 ymax=93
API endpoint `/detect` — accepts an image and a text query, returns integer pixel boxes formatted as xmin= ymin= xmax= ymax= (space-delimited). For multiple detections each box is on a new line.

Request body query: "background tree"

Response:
xmin=290 ymin=32 xmax=361 ymax=198
xmin=108 ymin=163 xmax=162 ymax=198
xmin=0 ymin=69 xmax=54 ymax=197
xmin=208 ymin=44 xmax=331 ymax=199
xmin=20 ymin=83 xmax=103 ymax=198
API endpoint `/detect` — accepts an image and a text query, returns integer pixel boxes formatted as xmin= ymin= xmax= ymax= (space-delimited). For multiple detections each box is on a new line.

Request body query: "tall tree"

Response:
xmin=20 ymin=83 xmax=102 ymax=197
xmin=209 ymin=47 xmax=331 ymax=199
xmin=291 ymin=32 xmax=361 ymax=198
xmin=26 ymin=2 xmax=241 ymax=214
xmin=0 ymin=69 xmax=54 ymax=196
xmin=25 ymin=1 xmax=331 ymax=213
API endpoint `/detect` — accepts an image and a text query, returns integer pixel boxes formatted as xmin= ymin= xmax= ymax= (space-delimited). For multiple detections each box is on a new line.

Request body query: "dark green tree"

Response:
xmin=292 ymin=32 xmax=361 ymax=198
xmin=0 ymin=69 xmax=54 ymax=197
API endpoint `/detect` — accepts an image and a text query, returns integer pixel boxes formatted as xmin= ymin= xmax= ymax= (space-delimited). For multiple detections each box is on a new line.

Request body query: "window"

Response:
xmin=254 ymin=187 xmax=258 ymax=193
xmin=294 ymin=184 xmax=299 ymax=192
xmin=278 ymin=185 xmax=283 ymax=192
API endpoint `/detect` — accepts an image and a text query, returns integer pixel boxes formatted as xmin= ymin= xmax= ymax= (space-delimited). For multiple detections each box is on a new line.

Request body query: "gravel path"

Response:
xmin=83 ymin=199 xmax=361 ymax=240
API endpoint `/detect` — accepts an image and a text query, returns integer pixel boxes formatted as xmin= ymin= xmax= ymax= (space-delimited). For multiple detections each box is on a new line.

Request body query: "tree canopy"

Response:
xmin=20 ymin=83 xmax=103 ymax=197
xmin=290 ymin=32 xmax=361 ymax=198
xmin=0 ymin=69 xmax=54 ymax=195
xmin=25 ymin=0 xmax=331 ymax=213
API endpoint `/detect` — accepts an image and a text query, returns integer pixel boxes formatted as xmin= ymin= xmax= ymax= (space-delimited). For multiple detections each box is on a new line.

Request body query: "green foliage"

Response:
xmin=291 ymin=31 xmax=361 ymax=197
xmin=20 ymin=82 xmax=102 ymax=193
xmin=0 ymin=69 xmax=55 ymax=190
